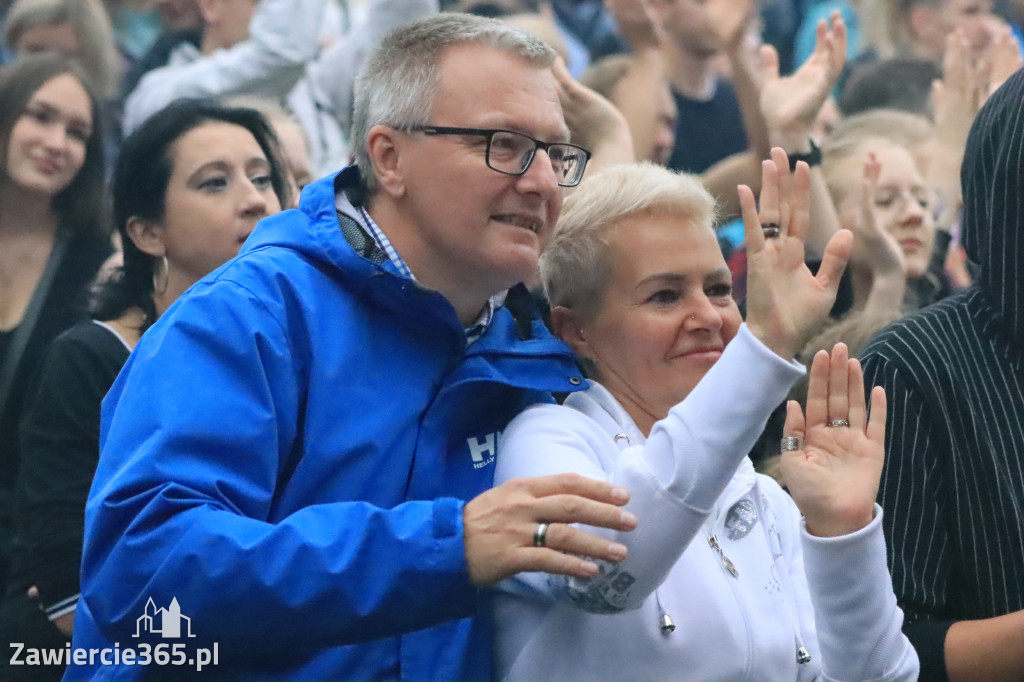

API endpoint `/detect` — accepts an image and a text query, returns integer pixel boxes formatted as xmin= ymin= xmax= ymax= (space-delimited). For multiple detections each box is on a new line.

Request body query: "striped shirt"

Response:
xmin=860 ymin=67 xmax=1024 ymax=682
xmin=860 ymin=290 xmax=1024 ymax=679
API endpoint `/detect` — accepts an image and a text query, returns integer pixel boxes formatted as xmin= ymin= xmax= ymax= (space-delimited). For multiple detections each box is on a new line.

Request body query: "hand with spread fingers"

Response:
xmin=738 ymin=148 xmax=854 ymax=360
xmin=758 ymin=11 xmax=846 ymax=151
xmin=463 ymin=473 xmax=636 ymax=586
xmin=780 ymin=343 xmax=886 ymax=537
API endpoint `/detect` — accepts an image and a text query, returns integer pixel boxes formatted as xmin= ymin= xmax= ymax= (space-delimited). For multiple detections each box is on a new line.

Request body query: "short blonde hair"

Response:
xmin=827 ymin=109 xmax=933 ymax=151
xmin=541 ymin=162 xmax=716 ymax=318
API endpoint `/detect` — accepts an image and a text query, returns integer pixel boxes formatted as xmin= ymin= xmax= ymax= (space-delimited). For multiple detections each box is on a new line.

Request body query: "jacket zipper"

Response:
xmin=708 ymin=534 xmax=739 ymax=578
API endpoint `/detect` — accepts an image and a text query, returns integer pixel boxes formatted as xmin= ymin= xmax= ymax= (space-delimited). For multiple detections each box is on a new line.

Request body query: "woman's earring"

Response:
xmin=152 ymin=255 xmax=170 ymax=296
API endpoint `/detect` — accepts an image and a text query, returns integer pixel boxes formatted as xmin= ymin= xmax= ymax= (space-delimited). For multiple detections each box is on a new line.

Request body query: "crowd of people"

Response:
xmin=0 ymin=0 xmax=1021 ymax=680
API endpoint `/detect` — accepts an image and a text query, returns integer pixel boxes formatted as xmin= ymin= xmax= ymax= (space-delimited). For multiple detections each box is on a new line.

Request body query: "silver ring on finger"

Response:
xmin=780 ymin=436 xmax=802 ymax=452
xmin=533 ymin=522 xmax=550 ymax=548
xmin=761 ymin=221 xmax=781 ymax=238
xmin=827 ymin=418 xmax=851 ymax=428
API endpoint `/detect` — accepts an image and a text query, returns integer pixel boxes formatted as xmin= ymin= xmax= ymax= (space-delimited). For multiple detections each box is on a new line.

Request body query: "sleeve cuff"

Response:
xmin=800 ymin=503 xmax=883 ymax=547
xmin=45 ymin=593 xmax=79 ymax=620
xmin=735 ymin=323 xmax=808 ymax=376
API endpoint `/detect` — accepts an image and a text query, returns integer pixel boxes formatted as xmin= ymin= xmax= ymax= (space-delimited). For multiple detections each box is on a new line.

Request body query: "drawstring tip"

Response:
xmin=659 ymin=613 xmax=676 ymax=634
xmin=796 ymin=647 xmax=811 ymax=664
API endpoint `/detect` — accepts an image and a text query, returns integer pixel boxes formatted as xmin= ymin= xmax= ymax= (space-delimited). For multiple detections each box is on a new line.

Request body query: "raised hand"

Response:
xmin=738 ymin=149 xmax=853 ymax=359
xmin=759 ymin=11 xmax=846 ymax=149
xmin=605 ymin=0 xmax=664 ymax=51
xmin=932 ymin=29 xmax=986 ymax=152
xmin=852 ymin=152 xmax=906 ymax=278
xmin=780 ymin=343 xmax=886 ymax=537
xmin=463 ymin=474 xmax=636 ymax=586
xmin=552 ymin=57 xmax=635 ymax=167
xmin=987 ymin=23 xmax=1024 ymax=97
xmin=704 ymin=0 xmax=755 ymax=52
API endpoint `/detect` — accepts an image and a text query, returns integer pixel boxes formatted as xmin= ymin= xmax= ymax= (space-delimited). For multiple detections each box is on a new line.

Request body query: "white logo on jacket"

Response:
xmin=467 ymin=431 xmax=500 ymax=469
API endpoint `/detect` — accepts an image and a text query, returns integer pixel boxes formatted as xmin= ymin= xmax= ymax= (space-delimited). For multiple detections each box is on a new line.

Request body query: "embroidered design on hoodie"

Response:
xmin=724 ymin=500 xmax=758 ymax=540
xmin=761 ymin=493 xmax=784 ymax=595
xmin=550 ymin=560 xmax=636 ymax=614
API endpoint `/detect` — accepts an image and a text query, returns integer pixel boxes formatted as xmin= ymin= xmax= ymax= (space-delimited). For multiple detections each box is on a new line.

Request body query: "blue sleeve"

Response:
xmin=81 ymin=280 xmax=477 ymax=656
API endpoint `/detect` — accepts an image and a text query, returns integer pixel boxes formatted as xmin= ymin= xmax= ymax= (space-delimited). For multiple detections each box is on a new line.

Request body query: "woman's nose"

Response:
xmin=240 ymin=182 xmax=269 ymax=217
xmin=684 ymin=295 xmax=724 ymax=332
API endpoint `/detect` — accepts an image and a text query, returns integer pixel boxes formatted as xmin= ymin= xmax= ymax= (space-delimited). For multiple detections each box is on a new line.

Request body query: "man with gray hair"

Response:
xmin=69 ymin=12 xmax=635 ymax=681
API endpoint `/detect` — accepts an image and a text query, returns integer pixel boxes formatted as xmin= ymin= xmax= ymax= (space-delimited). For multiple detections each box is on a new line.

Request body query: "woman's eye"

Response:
xmin=251 ymin=174 xmax=273 ymax=190
xmin=198 ymin=177 xmax=228 ymax=191
xmin=706 ymin=283 xmax=733 ymax=298
xmin=26 ymin=108 xmax=53 ymax=125
xmin=648 ymin=289 xmax=680 ymax=305
xmin=68 ymin=126 xmax=90 ymax=143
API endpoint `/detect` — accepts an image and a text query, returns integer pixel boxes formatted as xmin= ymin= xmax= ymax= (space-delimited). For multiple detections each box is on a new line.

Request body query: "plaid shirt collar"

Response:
xmin=358 ymin=206 xmax=413 ymax=280
xmin=349 ymin=204 xmax=503 ymax=343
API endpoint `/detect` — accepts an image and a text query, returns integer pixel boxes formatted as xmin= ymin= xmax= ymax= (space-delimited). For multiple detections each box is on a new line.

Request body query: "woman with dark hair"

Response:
xmin=0 ymin=53 xmax=108 ymax=594
xmin=0 ymin=98 xmax=290 ymax=682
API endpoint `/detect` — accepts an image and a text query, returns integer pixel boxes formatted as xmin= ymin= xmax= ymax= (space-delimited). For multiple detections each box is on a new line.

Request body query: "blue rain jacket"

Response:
xmin=67 ymin=167 xmax=583 ymax=681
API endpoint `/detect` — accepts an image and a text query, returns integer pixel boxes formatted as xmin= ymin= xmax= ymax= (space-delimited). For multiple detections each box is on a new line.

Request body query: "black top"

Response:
xmin=0 ymin=229 xmax=111 ymax=591
xmin=667 ymin=79 xmax=749 ymax=175
xmin=9 ymin=321 xmax=130 ymax=611
xmin=861 ymin=289 xmax=1024 ymax=682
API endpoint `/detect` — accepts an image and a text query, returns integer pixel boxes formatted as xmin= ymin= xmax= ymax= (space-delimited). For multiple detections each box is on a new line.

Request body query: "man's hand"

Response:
xmin=780 ymin=344 xmax=886 ymax=538
xmin=27 ymin=585 xmax=75 ymax=638
xmin=463 ymin=474 xmax=636 ymax=586
xmin=739 ymin=148 xmax=853 ymax=360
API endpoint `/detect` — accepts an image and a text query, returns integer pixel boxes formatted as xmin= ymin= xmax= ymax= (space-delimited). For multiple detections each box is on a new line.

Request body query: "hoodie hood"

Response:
xmin=961 ymin=67 xmax=1024 ymax=343
xmin=241 ymin=166 xmax=372 ymax=274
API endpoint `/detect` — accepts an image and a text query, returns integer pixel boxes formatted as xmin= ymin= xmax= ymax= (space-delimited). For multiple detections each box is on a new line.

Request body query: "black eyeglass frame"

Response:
xmin=408 ymin=125 xmax=592 ymax=187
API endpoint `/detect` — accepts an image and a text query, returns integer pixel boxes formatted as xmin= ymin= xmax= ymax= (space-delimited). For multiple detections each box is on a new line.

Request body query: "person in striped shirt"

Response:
xmin=860 ymin=66 xmax=1024 ymax=681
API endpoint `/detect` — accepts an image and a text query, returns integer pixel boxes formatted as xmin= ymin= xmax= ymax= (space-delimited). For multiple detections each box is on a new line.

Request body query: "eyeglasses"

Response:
xmin=409 ymin=125 xmax=592 ymax=187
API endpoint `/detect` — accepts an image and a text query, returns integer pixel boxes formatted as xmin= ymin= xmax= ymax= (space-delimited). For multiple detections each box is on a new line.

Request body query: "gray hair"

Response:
xmin=4 ymin=0 xmax=121 ymax=98
xmin=351 ymin=12 xmax=557 ymax=194
xmin=541 ymin=162 xmax=717 ymax=320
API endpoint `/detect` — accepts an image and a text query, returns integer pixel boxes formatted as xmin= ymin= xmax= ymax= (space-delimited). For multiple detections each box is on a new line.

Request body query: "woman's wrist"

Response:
xmin=803 ymin=505 xmax=876 ymax=538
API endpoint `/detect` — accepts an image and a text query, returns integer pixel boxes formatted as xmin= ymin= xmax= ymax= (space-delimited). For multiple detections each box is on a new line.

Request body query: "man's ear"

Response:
xmin=125 ymin=217 xmax=166 ymax=258
xmin=550 ymin=305 xmax=590 ymax=357
xmin=366 ymin=124 xmax=407 ymax=199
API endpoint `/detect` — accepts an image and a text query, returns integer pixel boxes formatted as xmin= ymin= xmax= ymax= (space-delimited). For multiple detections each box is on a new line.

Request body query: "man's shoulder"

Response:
xmin=861 ymin=289 xmax=977 ymax=364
